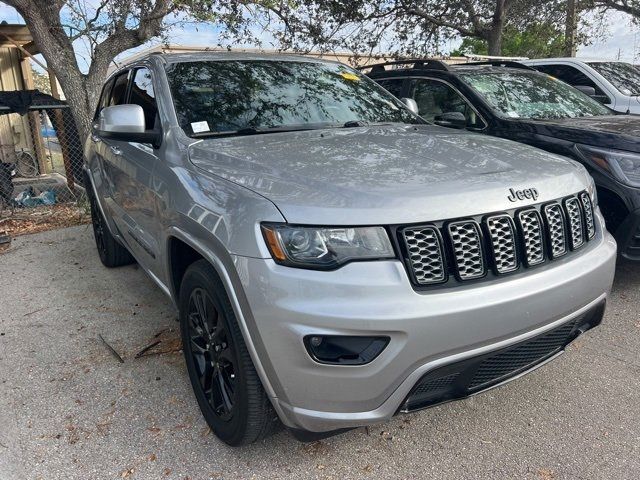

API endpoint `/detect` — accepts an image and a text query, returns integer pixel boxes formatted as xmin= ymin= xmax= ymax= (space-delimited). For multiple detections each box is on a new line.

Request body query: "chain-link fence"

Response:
xmin=0 ymin=99 xmax=89 ymax=238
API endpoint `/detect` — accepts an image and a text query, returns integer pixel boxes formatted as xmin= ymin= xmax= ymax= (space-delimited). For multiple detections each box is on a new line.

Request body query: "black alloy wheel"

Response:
xmin=186 ymin=287 xmax=237 ymax=421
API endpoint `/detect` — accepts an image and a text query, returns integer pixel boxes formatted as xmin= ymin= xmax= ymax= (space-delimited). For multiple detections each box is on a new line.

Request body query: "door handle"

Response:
xmin=109 ymin=145 xmax=122 ymax=156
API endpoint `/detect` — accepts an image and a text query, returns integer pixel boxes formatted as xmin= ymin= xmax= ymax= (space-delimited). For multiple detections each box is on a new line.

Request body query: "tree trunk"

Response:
xmin=8 ymin=1 xmax=97 ymax=144
xmin=5 ymin=0 xmax=171 ymax=145
xmin=564 ymin=0 xmax=578 ymax=57
xmin=487 ymin=28 xmax=503 ymax=55
xmin=487 ymin=0 xmax=507 ymax=56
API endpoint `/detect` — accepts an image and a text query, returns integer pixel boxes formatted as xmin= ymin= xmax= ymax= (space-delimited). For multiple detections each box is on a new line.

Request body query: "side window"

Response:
xmin=535 ymin=64 xmax=607 ymax=97
xmin=94 ymin=77 xmax=115 ymax=119
xmin=409 ymin=79 xmax=485 ymax=128
xmin=130 ymin=68 xmax=158 ymax=130
xmin=108 ymin=71 xmax=130 ymax=106
xmin=376 ymin=78 xmax=404 ymax=98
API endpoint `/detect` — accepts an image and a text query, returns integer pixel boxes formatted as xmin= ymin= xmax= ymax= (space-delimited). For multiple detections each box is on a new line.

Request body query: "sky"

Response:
xmin=1 ymin=3 xmax=639 ymax=68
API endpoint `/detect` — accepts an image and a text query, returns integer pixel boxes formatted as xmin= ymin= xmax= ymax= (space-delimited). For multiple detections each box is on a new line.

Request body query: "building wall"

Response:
xmin=0 ymin=46 xmax=34 ymax=163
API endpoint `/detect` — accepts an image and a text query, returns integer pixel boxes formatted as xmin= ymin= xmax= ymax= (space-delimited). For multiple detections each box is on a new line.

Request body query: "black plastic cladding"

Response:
xmin=392 ymin=191 xmax=596 ymax=291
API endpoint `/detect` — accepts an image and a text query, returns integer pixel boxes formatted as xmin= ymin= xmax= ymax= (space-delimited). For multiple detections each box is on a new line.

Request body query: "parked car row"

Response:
xmin=365 ymin=59 xmax=640 ymax=260
xmin=85 ymin=53 xmax=618 ymax=446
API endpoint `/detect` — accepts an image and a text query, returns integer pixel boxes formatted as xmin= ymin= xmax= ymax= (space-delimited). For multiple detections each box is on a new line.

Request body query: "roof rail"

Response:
xmin=358 ymin=59 xmax=450 ymax=73
xmin=461 ymin=61 xmax=535 ymax=71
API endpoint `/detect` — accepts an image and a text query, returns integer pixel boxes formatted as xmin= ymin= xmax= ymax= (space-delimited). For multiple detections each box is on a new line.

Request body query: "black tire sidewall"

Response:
xmin=87 ymin=189 xmax=111 ymax=266
xmin=87 ymin=188 xmax=132 ymax=268
xmin=179 ymin=261 xmax=252 ymax=445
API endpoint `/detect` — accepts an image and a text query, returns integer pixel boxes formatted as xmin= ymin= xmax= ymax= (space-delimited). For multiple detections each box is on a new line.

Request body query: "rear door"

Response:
xmin=100 ymin=67 xmax=162 ymax=274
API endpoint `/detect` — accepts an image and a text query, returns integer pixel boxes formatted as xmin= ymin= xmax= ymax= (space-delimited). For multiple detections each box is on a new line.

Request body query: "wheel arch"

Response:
xmin=164 ymin=227 xmax=286 ymax=420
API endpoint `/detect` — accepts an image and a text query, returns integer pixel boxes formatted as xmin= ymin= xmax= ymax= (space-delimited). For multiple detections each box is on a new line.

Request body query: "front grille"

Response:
xmin=542 ymin=203 xmax=567 ymax=258
xmin=565 ymin=196 xmax=585 ymax=249
xmin=486 ymin=215 xmax=518 ymax=273
xmin=447 ymin=221 xmax=485 ymax=280
xmin=580 ymin=192 xmax=595 ymax=240
xmin=399 ymin=191 xmax=595 ymax=287
xmin=403 ymin=226 xmax=446 ymax=285
xmin=517 ymin=209 xmax=545 ymax=266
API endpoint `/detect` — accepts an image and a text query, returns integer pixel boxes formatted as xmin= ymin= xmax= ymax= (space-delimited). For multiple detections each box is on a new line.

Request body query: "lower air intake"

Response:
xmin=400 ymin=300 xmax=605 ymax=413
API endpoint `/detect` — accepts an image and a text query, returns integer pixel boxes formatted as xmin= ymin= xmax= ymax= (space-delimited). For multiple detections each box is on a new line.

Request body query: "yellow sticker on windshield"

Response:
xmin=340 ymin=72 xmax=360 ymax=81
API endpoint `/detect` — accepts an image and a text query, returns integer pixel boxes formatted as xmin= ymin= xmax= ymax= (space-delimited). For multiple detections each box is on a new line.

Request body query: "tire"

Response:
xmin=179 ymin=260 xmax=277 ymax=446
xmin=87 ymin=188 xmax=134 ymax=268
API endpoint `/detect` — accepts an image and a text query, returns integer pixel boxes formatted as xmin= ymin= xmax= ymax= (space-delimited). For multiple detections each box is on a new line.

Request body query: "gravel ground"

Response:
xmin=1 ymin=225 xmax=639 ymax=480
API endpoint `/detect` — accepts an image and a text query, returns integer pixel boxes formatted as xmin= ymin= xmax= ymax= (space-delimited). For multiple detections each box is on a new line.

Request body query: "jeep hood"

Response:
xmin=189 ymin=125 xmax=590 ymax=225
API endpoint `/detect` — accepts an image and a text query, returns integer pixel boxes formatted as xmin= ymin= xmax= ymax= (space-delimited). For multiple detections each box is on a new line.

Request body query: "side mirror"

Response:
xmin=574 ymin=85 xmax=596 ymax=97
xmin=434 ymin=111 xmax=467 ymax=129
xmin=574 ymin=85 xmax=609 ymax=104
xmin=97 ymin=104 xmax=161 ymax=148
xmin=400 ymin=97 xmax=419 ymax=115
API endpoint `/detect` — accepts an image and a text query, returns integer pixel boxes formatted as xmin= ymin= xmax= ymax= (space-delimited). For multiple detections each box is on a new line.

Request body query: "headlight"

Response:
xmin=576 ymin=144 xmax=640 ymax=189
xmin=261 ymin=223 xmax=395 ymax=269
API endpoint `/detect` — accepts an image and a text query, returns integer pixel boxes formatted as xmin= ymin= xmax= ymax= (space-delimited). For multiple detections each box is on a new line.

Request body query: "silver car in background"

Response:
xmin=84 ymin=53 xmax=617 ymax=445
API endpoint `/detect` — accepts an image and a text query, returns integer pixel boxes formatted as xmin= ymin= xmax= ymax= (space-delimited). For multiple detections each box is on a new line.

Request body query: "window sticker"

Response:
xmin=340 ymin=72 xmax=360 ymax=81
xmin=191 ymin=120 xmax=210 ymax=133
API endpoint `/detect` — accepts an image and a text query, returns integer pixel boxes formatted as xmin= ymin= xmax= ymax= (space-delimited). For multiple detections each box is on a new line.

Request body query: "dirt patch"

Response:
xmin=0 ymin=204 xmax=90 ymax=240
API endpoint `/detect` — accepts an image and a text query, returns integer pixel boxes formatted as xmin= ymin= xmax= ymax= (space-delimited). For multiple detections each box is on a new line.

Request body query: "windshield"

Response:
xmin=588 ymin=61 xmax=640 ymax=96
xmin=460 ymin=71 xmax=611 ymax=120
xmin=166 ymin=60 xmax=421 ymax=136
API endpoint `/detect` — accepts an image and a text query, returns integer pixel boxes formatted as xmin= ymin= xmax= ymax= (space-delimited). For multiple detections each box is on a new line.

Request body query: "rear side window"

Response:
xmin=376 ymin=78 xmax=404 ymax=98
xmin=109 ymin=71 xmax=130 ymax=106
xmin=129 ymin=68 xmax=158 ymax=130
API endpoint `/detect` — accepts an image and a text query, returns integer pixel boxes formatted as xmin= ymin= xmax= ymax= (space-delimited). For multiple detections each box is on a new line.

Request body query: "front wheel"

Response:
xmin=179 ymin=260 xmax=277 ymax=446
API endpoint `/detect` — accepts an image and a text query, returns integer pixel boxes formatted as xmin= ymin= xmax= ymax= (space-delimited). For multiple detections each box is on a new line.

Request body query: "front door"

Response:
xmin=99 ymin=67 xmax=162 ymax=274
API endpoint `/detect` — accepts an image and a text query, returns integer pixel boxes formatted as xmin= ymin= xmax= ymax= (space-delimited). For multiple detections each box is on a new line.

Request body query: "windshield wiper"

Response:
xmin=191 ymin=125 xmax=318 ymax=138
xmin=343 ymin=120 xmax=367 ymax=128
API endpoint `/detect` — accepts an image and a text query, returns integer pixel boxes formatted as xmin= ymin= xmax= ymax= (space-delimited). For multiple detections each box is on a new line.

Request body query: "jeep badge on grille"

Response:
xmin=507 ymin=187 xmax=539 ymax=202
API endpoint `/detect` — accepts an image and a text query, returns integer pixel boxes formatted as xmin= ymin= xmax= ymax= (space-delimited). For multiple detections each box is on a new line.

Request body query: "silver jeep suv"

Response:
xmin=84 ymin=53 xmax=617 ymax=445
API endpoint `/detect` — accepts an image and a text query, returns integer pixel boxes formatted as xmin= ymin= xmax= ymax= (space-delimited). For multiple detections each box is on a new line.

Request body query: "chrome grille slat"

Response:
xmin=400 ymin=190 xmax=595 ymax=288
xmin=448 ymin=221 xmax=485 ymax=280
xmin=402 ymin=226 xmax=446 ymax=285
xmin=543 ymin=203 xmax=567 ymax=258
xmin=486 ymin=215 xmax=518 ymax=274
xmin=517 ymin=209 xmax=545 ymax=266
xmin=580 ymin=192 xmax=596 ymax=239
xmin=565 ymin=197 xmax=585 ymax=249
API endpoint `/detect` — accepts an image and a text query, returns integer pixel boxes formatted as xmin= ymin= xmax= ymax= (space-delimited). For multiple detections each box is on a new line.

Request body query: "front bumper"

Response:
xmin=235 ymin=218 xmax=616 ymax=433
xmin=613 ymin=208 xmax=640 ymax=260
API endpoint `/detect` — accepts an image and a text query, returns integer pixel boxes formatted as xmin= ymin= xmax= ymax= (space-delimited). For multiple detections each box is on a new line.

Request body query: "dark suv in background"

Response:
xmin=365 ymin=60 xmax=640 ymax=260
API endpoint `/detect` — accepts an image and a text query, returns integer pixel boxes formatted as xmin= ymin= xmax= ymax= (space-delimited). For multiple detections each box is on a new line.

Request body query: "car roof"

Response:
xmin=366 ymin=63 xmax=538 ymax=78
xmin=131 ymin=51 xmax=342 ymax=67
xmin=523 ymin=58 xmax=623 ymax=64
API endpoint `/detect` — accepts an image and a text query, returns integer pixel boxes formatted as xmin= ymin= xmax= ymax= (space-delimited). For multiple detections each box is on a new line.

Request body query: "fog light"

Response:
xmin=303 ymin=335 xmax=389 ymax=365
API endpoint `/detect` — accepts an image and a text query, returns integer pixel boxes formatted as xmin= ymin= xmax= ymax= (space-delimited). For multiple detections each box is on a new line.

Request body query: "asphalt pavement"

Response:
xmin=1 ymin=225 xmax=639 ymax=479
